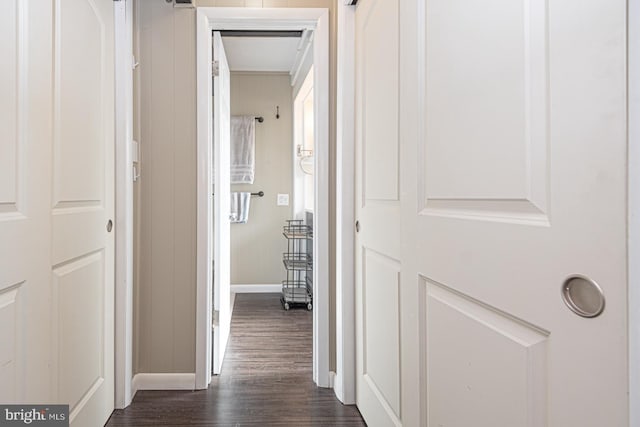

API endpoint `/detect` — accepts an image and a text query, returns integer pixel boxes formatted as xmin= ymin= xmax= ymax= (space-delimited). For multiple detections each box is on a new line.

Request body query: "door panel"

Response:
xmin=402 ymin=0 xmax=627 ymax=425
xmin=362 ymin=249 xmax=401 ymax=420
xmin=51 ymin=0 xmax=115 ymax=424
xmin=355 ymin=0 xmax=402 ymax=425
xmin=0 ymin=0 xmax=115 ymax=425
xmin=54 ymin=253 xmax=105 ymax=410
xmin=421 ymin=0 xmax=548 ymax=223
xmin=360 ymin=0 xmax=399 ymax=204
xmin=54 ymin=0 xmax=106 ymax=207
xmin=0 ymin=0 xmax=48 ymax=407
xmin=357 ymin=0 xmax=628 ymax=425
xmin=420 ymin=278 xmax=548 ymax=426
xmin=0 ymin=286 xmax=23 ymax=404
xmin=0 ymin=0 xmax=19 ymax=211
xmin=212 ymin=31 xmax=231 ymax=375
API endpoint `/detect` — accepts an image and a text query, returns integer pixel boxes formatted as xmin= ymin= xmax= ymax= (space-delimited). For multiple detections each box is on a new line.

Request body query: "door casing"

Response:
xmin=114 ymin=0 xmax=135 ymax=410
xmin=195 ymin=7 xmax=333 ymax=390
xmin=628 ymin=0 xmax=640 ymax=423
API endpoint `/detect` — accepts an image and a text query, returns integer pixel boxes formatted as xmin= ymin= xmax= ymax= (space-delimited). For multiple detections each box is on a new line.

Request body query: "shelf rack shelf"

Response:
xmin=281 ymin=219 xmax=313 ymax=311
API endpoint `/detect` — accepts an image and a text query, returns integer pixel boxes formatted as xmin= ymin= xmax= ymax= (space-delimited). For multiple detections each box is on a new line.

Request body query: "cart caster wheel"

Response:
xmin=284 ymin=302 xmax=290 ymax=310
xmin=307 ymin=303 xmax=313 ymax=311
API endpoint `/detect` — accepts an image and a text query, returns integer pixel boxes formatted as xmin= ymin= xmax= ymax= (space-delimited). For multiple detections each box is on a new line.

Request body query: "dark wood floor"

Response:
xmin=106 ymin=293 xmax=365 ymax=426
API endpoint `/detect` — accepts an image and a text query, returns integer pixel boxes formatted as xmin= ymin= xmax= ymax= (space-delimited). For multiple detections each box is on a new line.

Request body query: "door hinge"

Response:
xmin=212 ymin=60 xmax=220 ymax=77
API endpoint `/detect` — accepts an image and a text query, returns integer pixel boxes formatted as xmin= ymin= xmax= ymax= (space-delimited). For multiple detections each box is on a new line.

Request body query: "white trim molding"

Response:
xmin=195 ymin=7 xmax=332 ymax=391
xmin=231 ymin=284 xmax=282 ymax=293
xmin=293 ymin=68 xmax=315 ymax=219
xmin=195 ymin=9 xmax=214 ymax=391
xmin=628 ymin=0 xmax=640 ymax=423
xmin=334 ymin=2 xmax=356 ymax=404
xmin=132 ymin=373 xmax=196 ymax=395
xmin=114 ymin=0 xmax=134 ymax=410
xmin=311 ymin=6 xmax=331 ymax=390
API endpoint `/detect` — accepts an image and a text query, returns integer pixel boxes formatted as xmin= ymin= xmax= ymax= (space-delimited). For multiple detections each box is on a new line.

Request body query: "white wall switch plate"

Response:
xmin=132 ymin=140 xmax=139 ymax=163
xmin=277 ymin=193 xmax=289 ymax=206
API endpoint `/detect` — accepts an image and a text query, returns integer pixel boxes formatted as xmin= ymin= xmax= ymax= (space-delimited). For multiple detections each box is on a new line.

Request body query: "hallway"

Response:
xmin=106 ymin=293 xmax=365 ymax=426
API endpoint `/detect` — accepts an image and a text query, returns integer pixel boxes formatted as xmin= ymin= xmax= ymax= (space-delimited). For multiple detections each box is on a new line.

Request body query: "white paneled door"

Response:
xmin=355 ymin=0 xmax=402 ymax=425
xmin=0 ymin=0 xmax=115 ymax=425
xmin=212 ymin=31 xmax=232 ymax=375
xmin=355 ymin=0 xmax=628 ymax=426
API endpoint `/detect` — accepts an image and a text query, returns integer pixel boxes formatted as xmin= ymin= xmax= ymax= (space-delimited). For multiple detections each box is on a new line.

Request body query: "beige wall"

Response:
xmin=230 ymin=73 xmax=293 ymax=284
xmin=134 ymin=2 xmax=197 ymax=374
xmin=134 ymin=0 xmax=337 ymax=375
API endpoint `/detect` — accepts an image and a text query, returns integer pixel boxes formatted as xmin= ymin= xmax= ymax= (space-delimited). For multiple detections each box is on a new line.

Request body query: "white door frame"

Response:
xmin=292 ymin=67 xmax=314 ymax=220
xmin=114 ymin=0 xmax=134 ymax=409
xmin=195 ymin=7 xmax=332 ymax=389
xmin=334 ymin=2 xmax=356 ymax=405
xmin=629 ymin=0 xmax=640 ymax=422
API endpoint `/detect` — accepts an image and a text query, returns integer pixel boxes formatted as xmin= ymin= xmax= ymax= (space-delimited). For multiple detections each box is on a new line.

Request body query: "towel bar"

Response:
xmin=212 ymin=191 xmax=264 ymax=197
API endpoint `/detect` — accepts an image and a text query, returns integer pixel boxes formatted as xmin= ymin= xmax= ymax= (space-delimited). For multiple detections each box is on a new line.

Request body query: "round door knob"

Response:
xmin=107 ymin=220 xmax=113 ymax=233
xmin=355 ymin=220 xmax=360 ymax=233
xmin=561 ymin=275 xmax=605 ymax=318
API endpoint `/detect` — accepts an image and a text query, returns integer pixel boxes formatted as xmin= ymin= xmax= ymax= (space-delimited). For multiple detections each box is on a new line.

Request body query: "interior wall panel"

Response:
xmin=145 ymin=0 xmax=178 ymax=373
xmin=172 ymin=7 xmax=198 ymax=373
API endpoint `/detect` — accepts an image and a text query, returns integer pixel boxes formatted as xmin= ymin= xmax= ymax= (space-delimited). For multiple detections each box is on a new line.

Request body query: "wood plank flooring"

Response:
xmin=106 ymin=293 xmax=365 ymax=426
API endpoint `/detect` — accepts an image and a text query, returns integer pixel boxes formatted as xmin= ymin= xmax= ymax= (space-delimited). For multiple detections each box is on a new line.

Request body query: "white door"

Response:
xmin=355 ymin=0 xmax=402 ymax=425
xmin=52 ymin=0 xmax=115 ymax=423
xmin=356 ymin=0 xmax=629 ymax=426
xmin=212 ymin=31 xmax=232 ymax=375
xmin=0 ymin=0 xmax=115 ymax=426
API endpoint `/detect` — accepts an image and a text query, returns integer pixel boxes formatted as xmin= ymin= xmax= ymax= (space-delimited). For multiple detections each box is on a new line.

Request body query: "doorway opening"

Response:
xmin=224 ymin=31 xmax=314 ymax=309
xmin=195 ymin=7 xmax=331 ymax=390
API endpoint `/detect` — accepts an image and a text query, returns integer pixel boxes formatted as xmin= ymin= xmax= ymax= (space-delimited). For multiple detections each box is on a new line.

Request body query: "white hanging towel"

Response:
xmin=229 ymin=192 xmax=251 ymax=224
xmin=230 ymin=116 xmax=256 ymax=184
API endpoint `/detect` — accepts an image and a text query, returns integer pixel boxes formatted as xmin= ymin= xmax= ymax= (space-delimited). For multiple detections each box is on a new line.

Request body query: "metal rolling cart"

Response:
xmin=281 ymin=219 xmax=313 ymax=311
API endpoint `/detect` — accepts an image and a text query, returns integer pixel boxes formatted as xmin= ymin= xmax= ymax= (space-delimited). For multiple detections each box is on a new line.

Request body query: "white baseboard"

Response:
xmin=132 ymin=373 xmax=196 ymax=397
xmin=231 ymin=284 xmax=281 ymax=293
xmin=333 ymin=371 xmax=343 ymax=402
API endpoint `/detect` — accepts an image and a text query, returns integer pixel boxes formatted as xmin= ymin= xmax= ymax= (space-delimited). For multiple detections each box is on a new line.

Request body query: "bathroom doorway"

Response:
xmin=195 ymin=8 xmax=331 ymax=390
xmin=224 ymin=32 xmax=312 ymax=302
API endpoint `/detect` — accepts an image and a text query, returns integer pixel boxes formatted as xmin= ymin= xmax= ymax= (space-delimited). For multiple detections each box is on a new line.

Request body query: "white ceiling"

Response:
xmin=222 ymin=37 xmax=301 ymax=73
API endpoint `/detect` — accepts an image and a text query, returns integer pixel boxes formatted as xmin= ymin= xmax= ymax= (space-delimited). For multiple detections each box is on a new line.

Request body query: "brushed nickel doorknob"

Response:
xmin=561 ymin=274 xmax=605 ymax=318
xmin=107 ymin=220 xmax=113 ymax=233
xmin=355 ymin=220 xmax=360 ymax=233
